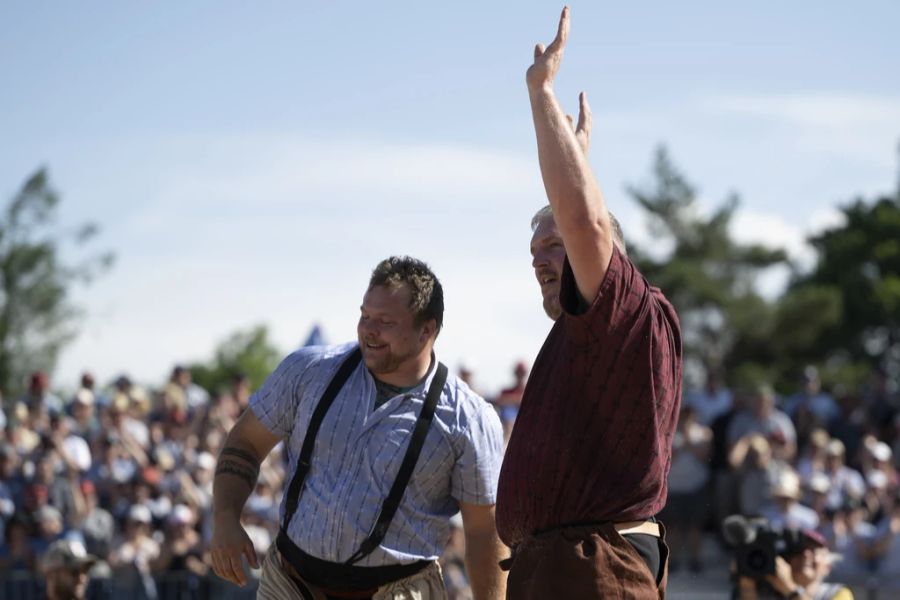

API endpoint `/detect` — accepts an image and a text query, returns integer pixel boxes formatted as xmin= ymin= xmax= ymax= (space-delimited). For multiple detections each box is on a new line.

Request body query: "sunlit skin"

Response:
xmin=530 ymin=217 xmax=567 ymax=321
xmin=357 ymin=283 xmax=436 ymax=387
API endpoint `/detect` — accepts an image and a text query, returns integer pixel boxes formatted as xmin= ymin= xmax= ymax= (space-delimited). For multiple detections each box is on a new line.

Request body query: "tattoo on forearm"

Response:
xmin=215 ymin=459 xmax=259 ymax=491
xmin=221 ymin=447 xmax=261 ymax=467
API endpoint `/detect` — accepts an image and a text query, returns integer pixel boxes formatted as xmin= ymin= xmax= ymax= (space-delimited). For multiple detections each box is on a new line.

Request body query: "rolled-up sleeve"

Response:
xmin=451 ymin=398 xmax=504 ymax=505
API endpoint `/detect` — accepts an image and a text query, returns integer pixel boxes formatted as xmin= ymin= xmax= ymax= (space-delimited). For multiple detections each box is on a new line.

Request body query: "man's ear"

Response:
xmin=420 ymin=319 xmax=437 ymax=342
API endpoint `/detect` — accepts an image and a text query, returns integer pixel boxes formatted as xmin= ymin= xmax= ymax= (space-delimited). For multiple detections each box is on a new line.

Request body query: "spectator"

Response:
xmin=77 ymin=480 xmax=114 ymax=562
xmin=761 ymin=469 xmax=820 ymax=531
xmin=685 ymin=371 xmax=734 ymax=427
xmin=711 ymin=389 xmax=750 ymax=527
xmin=31 ymin=452 xmax=81 ymax=528
xmin=825 ymin=498 xmax=877 ymax=585
xmin=737 ymin=529 xmax=854 ymax=600
xmin=47 ymin=413 xmax=92 ymax=474
xmin=109 ymin=505 xmax=159 ymax=574
xmin=661 ymin=404 xmax=712 ymax=572
xmin=494 ymin=360 xmax=528 ymax=442
xmin=19 ymin=371 xmax=63 ymax=415
xmin=170 ymin=365 xmax=210 ymax=417
xmin=823 ymin=440 xmax=866 ymax=513
xmin=730 ymin=434 xmax=782 ymax=518
xmin=0 ymin=516 xmax=37 ymax=572
xmin=785 ymin=366 xmax=839 ymax=443
xmin=864 ymin=489 xmax=900 ymax=583
xmin=69 ymin=389 xmax=100 ymax=441
xmin=41 ymin=538 xmax=98 ymax=600
xmin=728 ymin=384 xmax=798 ymax=462
xmin=152 ymin=504 xmax=206 ymax=576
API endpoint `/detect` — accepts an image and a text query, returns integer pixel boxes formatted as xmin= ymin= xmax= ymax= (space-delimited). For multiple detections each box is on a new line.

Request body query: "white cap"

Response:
xmin=196 ymin=452 xmax=216 ymax=471
xmin=74 ymin=389 xmax=94 ymax=406
xmin=808 ymin=472 xmax=831 ymax=494
xmin=128 ymin=504 xmax=152 ymax=524
xmin=871 ymin=442 xmax=892 ymax=463
xmin=772 ymin=470 xmax=802 ymax=500
xmin=169 ymin=504 xmax=194 ymax=526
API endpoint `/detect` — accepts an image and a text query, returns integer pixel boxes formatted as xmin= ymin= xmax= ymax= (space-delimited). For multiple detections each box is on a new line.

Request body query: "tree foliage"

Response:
xmin=627 ymin=146 xmax=787 ymax=385
xmin=627 ymin=144 xmax=900 ymax=391
xmin=0 ymin=168 xmax=113 ymax=395
xmin=786 ymin=188 xmax=900 ymax=382
xmin=189 ymin=324 xmax=282 ymax=394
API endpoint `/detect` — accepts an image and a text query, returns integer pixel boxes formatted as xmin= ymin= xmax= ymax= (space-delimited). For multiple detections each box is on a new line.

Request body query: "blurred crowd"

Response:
xmin=1 ymin=360 xmax=898 ymax=598
xmin=0 ymin=367 xmax=272 ymax=599
xmin=663 ymin=366 xmax=900 ymax=591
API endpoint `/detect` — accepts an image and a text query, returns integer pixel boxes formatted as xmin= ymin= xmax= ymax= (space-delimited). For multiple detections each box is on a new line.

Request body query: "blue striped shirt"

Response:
xmin=250 ymin=343 xmax=504 ymax=566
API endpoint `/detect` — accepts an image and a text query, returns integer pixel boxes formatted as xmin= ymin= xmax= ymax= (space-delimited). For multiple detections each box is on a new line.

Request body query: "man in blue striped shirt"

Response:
xmin=210 ymin=256 xmax=506 ymax=599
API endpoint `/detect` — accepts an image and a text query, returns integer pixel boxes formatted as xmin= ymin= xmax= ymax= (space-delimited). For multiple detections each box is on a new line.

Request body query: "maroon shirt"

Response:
xmin=496 ymin=248 xmax=682 ymax=546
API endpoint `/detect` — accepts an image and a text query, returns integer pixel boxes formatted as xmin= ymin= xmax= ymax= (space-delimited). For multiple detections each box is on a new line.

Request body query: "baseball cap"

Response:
xmin=42 ymin=539 xmax=98 ymax=573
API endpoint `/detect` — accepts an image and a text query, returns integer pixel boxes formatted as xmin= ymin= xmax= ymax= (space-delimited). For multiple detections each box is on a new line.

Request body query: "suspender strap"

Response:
xmin=345 ymin=362 xmax=448 ymax=565
xmin=282 ymin=347 xmax=362 ymax=526
xmin=280 ymin=345 xmax=449 ymax=566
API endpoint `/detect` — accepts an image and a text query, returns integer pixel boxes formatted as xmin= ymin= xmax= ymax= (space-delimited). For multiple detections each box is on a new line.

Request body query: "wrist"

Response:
xmin=213 ymin=508 xmax=242 ymax=523
xmin=527 ymin=82 xmax=555 ymax=98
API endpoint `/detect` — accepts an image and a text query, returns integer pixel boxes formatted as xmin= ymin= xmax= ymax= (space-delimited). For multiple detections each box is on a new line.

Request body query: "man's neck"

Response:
xmin=373 ymin=352 xmax=434 ymax=388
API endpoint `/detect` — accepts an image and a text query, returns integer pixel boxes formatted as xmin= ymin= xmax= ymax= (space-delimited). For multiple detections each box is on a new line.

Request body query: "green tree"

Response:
xmin=786 ymin=177 xmax=900 ymax=383
xmin=0 ymin=168 xmax=113 ymax=396
xmin=189 ymin=324 xmax=282 ymax=394
xmin=627 ymin=146 xmax=788 ymax=386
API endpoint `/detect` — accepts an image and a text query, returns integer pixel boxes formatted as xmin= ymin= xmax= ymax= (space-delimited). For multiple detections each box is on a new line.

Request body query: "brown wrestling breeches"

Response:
xmin=505 ymin=522 xmax=669 ymax=599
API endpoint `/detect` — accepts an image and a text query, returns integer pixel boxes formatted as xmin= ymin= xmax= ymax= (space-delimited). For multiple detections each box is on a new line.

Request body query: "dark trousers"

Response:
xmin=506 ymin=522 xmax=669 ymax=599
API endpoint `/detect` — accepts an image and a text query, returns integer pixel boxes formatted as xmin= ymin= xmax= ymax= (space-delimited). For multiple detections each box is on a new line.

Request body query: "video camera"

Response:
xmin=721 ymin=515 xmax=804 ymax=580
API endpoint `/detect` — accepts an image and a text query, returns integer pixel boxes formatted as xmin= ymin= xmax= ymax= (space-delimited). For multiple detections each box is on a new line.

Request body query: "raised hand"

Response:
xmin=565 ymin=92 xmax=592 ymax=156
xmin=527 ymin=6 xmax=570 ymax=92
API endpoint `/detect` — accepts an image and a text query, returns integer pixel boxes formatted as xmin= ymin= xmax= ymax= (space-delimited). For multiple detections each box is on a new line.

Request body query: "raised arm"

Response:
xmin=528 ymin=6 xmax=614 ymax=303
xmin=210 ymin=408 xmax=280 ymax=586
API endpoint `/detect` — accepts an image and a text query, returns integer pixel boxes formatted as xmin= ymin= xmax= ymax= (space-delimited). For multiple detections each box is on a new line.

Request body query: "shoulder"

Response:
xmin=278 ymin=343 xmax=358 ymax=380
xmin=438 ymin=371 xmax=502 ymax=438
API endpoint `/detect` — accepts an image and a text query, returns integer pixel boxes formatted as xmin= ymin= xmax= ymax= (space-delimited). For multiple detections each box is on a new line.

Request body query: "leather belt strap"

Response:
xmin=615 ymin=520 xmax=660 ymax=537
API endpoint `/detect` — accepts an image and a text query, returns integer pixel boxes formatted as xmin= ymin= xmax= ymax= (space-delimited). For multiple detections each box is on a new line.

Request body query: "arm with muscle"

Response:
xmin=210 ymin=409 xmax=281 ymax=586
xmin=528 ymin=7 xmax=614 ymax=303
xmin=460 ymin=502 xmax=508 ymax=600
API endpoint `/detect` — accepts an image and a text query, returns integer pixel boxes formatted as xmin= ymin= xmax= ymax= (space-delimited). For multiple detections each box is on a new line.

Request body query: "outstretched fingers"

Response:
xmin=577 ymin=91 xmax=592 ymax=135
xmin=545 ymin=6 xmax=570 ymax=55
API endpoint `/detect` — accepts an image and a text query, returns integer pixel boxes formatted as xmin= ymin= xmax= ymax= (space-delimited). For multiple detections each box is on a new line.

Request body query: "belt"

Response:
xmin=281 ymin=556 xmax=378 ymax=599
xmin=614 ymin=520 xmax=660 ymax=537
xmin=276 ymin=531 xmax=430 ymax=592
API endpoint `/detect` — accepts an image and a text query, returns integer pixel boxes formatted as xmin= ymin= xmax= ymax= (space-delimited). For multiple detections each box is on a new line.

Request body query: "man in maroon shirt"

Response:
xmin=496 ymin=7 xmax=682 ymax=599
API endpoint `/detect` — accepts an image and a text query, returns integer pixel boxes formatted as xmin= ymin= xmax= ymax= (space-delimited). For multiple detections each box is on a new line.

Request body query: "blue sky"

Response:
xmin=1 ymin=2 xmax=899 ymax=395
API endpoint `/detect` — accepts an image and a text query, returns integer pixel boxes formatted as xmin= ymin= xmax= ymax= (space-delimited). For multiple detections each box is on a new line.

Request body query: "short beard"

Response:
xmin=364 ymin=347 xmax=417 ymax=378
xmin=543 ymin=296 xmax=562 ymax=321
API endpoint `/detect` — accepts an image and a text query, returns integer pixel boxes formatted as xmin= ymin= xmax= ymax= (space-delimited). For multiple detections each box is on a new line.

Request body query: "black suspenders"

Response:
xmin=279 ymin=346 xmax=448 ymax=565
